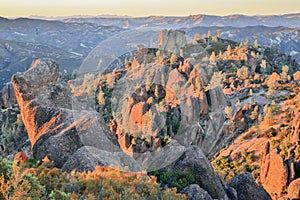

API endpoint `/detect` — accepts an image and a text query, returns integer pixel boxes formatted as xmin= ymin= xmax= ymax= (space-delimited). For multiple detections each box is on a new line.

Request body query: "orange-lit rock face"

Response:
xmin=14 ymin=152 xmax=28 ymax=164
xmin=260 ymin=147 xmax=288 ymax=195
xmin=129 ymin=102 xmax=150 ymax=128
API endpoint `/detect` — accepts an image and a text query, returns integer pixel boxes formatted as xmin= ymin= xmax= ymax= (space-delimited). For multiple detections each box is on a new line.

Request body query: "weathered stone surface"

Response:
xmin=11 ymin=58 xmax=138 ymax=171
xmin=260 ymin=142 xmax=288 ymax=196
xmin=180 ymin=184 xmax=213 ymax=200
xmin=157 ymin=29 xmax=187 ymax=55
xmin=62 ymin=146 xmax=141 ymax=172
xmin=228 ymin=172 xmax=272 ymax=200
xmin=158 ymin=146 xmax=228 ymax=199
xmin=1 ymin=83 xmax=16 ymax=108
xmin=265 ymin=72 xmax=280 ymax=85
xmin=293 ymin=71 xmax=300 ymax=82
xmin=287 ymin=178 xmax=300 ymax=199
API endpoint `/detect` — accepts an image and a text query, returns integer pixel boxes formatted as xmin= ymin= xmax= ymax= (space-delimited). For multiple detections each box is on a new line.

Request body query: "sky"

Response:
xmin=0 ymin=0 xmax=299 ymax=18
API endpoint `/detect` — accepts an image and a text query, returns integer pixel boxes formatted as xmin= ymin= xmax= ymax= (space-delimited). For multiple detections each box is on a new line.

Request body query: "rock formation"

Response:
xmin=260 ymin=142 xmax=289 ymax=196
xmin=228 ymin=172 xmax=272 ymax=200
xmin=12 ymin=58 xmax=140 ymax=172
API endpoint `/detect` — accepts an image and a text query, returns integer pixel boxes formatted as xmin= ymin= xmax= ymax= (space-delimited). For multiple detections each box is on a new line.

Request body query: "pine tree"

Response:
xmin=207 ymin=30 xmax=211 ymax=38
xmin=264 ymin=106 xmax=273 ymax=125
xmin=227 ymin=45 xmax=232 ymax=52
xmin=155 ymin=85 xmax=160 ymax=99
xmin=249 ymin=89 xmax=253 ymax=96
xmin=237 ymin=66 xmax=249 ymax=80
xmin=106 ymin=74 xmax=115 ymax=89
xmin=98 ymin=91 xmax=105 ymax=105
xmin=217 ymin=29 xmax=222 ymax=38
xmin=193 ymin=33 xmax=200 ymax=41
xmin=280 ymin=65 xmax=289 ymax=82
xmin=225 ymin=106 xmax=233 ymax=119
xmin=210 ymin=51 xmax=216 ymax=62
xmin=170 ymin=54 xmax=177 ymax=65
xmin=254 ymin=39 xmax=259 ymax=48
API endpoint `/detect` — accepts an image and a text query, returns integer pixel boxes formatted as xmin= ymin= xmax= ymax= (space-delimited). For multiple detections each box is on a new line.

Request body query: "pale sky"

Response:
xmin=0 ymin=0 xmax=299 ymax=18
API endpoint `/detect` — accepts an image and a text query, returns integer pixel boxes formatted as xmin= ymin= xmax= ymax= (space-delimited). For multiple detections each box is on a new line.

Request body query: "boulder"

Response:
xmin=180 ymin=184 xmax=213 ymax=200
xmin=13 ymin=152 xmax=28 ymax=164
xmin=228 ymin=172 xmax=271 ymax=200
xmin=260 ymin=142 xmax=289 ymax=195
xmin=287 ymin=178 xmax=300 ymax=199
xmin=158 ymin=146 xmax=228 ymax=199
xmin=293 ymin=71 xmax=300 ymax=82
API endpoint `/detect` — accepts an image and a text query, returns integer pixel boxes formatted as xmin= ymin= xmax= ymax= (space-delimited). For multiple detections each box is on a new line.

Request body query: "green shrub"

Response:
xmin=148 ymin=171 xmax=197 ymax=192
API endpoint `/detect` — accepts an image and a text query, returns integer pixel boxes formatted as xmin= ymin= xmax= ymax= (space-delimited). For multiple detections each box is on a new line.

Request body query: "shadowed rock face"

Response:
xmin=228 ymin=172 xmax=272 ymax=200
xmin=12 ymin=58 xmax=139 ymax=172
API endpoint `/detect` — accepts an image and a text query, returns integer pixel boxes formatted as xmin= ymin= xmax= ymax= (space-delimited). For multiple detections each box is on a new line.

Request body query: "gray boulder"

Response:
xmin=158 ymin=146 xmax=228 ymax=199
xmin=228 ymin=172 xmax=271 ymax=200
xmin=180 ymin=184 xmax=213 ymax=200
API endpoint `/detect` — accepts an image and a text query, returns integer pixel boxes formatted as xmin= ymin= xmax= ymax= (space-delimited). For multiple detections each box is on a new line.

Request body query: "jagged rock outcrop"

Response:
xmin=180 ymin=184 xmax=213 ymax=200
xmin=12 ymin=58 xmax=140 ymax=171
xmin=228 ymin=172 xmax=271 ymax=200
xmin=260 ymin=142 xmax=289 ymax=196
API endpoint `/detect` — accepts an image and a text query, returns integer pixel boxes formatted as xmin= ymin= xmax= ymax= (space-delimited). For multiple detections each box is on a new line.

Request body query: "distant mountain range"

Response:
xmin=62 ymin=13 xmax=300 ymax=28
xmin=0 ymin=13 xmax=300 ymax=87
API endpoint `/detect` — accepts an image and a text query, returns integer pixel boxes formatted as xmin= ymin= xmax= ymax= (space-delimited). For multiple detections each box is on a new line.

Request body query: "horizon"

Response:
xmin=0 ymin=0 xmax=299 ymax=18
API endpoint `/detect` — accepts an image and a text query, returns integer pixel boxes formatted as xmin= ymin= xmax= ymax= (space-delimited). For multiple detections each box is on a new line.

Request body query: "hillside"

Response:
xmin=1 ymin=29 xmax=299 ymax=199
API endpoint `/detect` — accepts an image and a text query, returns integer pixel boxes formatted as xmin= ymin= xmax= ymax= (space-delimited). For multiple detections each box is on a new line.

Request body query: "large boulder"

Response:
xmin=158 ymin=146 xmax=228 ymax=199
xmin=228 ymin=172 xmax=271 ymax=200
xmin=180 ymin=184 xmax=213 ymax=200
xmin=287 ymin=178 xmax=300 ymax=199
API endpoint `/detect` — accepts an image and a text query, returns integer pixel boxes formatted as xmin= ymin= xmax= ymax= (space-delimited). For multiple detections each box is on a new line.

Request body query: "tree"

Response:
xmin=250 ymin=106 xmax=259 ymax=120
xmin=170 ymin=54 xmax=177 ymax=65
xmin=210 ymin=51 xmax=216 ymax=63
xmin=217 ymin=29 xmax=222 ymax=38
xmin=254 ymin=39 xmax=259 ymax=48
xmin=264 ymin=106 xmax=273 ymax=125
xmin=225 ymin=106 xmax=233 ymax=119
xmin=280 ymin=65 xmax=289 ymax=82
xmin=155 ymin=85 xmax=160 ymax=99
xmin=193 ymin=33 xmax=200 ymax=41
xmin=98 ymin=91 xmax=105 ymax=105
xmin=267 ymin=82 xmax=275 ymax=99
xmin=249 ymin=89 xmax=253 ymax=96
xmin=207 ymin=30 xmax=211 ymax=38
xmin=260 ymin=60 xmax=267 ymax=72
xmin=227 ymin=45 xmax=232 ymax=52
xmin=237 ymin=66 xmax=249 ymax=80
xmin=106 ymin=74 xmax=115 ymax=89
